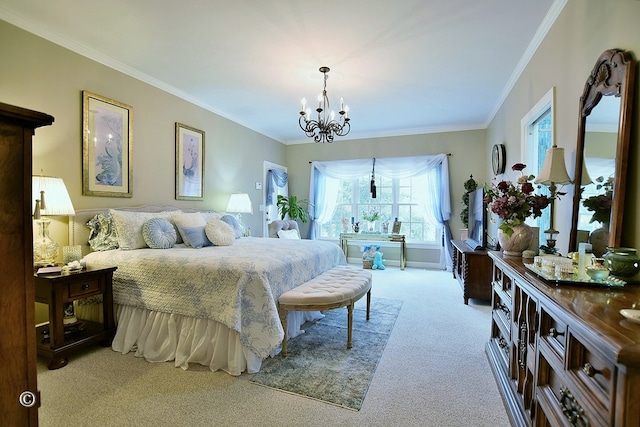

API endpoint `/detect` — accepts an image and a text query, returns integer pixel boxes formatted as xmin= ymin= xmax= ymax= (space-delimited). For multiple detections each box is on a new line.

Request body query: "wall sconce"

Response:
xmin=32 ymin=176 xmax=75 ymax=267
xmin=535 ymin=145 xmax=572 ymax=253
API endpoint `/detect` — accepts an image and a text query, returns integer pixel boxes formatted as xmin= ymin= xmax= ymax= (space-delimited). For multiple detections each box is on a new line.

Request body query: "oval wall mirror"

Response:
xmin=569 ymin=49 xmax=637 ymax=256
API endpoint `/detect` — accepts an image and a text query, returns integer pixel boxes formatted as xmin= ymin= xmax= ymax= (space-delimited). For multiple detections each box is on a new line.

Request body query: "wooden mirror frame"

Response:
xmin=569 ymin=49 xmax=636 ymax=252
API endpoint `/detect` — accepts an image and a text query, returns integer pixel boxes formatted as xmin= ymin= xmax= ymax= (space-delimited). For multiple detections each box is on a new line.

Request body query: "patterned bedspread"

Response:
xmin=84 ymin=237 xmax=345 ymax=358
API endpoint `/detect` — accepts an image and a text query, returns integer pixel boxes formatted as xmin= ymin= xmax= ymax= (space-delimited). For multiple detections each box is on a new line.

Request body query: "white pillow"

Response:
xmin=142 ymin=218 xmax=177 ymax=249
xmin=205 ymin=219 xmax=235 ymax=246
xmin=277 ymin=229 xmax=300 ymax=239
xmin=171 ymin=212 xmax=206 ymax=246
xmin=110 ymin=210 xmax=174 ymax=250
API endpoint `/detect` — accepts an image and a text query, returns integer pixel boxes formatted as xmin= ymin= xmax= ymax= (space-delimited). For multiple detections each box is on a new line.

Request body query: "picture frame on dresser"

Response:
xmin=175 ymin=122 xmax=205 ymax=200
xmin=82 ymin=91 xmax=133 ymax=197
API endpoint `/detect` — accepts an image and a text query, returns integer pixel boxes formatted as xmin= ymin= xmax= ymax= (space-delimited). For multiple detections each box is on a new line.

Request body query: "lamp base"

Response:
xmin=34 ymin=218 xmax=59 ymax=267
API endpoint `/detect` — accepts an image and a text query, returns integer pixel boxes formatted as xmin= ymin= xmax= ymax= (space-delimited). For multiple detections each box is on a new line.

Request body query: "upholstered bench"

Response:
xmin=278 ymin=265 xmax=372 ymax=357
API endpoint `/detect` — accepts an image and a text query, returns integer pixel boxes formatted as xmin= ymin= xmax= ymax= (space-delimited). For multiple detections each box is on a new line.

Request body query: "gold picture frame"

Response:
xmin=82 ymin=91 xmax=133 ymax=197
xmin=175 ymin=122 xmax=205 ymax=200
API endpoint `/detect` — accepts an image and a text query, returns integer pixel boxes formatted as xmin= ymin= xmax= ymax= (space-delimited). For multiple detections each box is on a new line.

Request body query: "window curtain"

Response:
xmin=308 ymin=155 xmax=453 ymax=270
xmin=265 ymin=169 xmax=288 ymax=206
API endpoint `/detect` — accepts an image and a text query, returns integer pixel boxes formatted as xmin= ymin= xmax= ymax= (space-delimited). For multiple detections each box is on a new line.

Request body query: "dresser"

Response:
xmin=451 ymin=240 xmax=492 ymax=304
xmin=486 ymin=252 xmax=640 ymax=426
xmin=0 ymin=102 xmax=54 ymax=425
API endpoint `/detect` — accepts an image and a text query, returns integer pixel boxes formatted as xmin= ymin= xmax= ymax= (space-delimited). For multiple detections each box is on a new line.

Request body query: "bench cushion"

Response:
xmin=279 ymin=266 xmax=372 ymax=306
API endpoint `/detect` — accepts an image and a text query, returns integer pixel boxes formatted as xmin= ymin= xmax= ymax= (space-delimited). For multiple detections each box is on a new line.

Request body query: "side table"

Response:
xmin=34 ymin=265 xmax=117 ymax=369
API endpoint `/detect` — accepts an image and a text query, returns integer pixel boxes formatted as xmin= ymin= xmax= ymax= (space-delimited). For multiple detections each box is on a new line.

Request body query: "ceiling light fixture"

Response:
xmin=299 ymin=66 xmax=350 ymax=143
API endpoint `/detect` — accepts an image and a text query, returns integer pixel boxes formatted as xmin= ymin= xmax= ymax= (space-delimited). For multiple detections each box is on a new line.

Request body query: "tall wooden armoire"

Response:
xmin=0 ymin=102 xmax=54 ymax=425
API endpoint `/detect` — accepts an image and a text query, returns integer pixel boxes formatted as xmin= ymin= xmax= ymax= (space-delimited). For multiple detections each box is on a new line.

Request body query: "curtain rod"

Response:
xmin=308 ymin=153 xmax=451 ymax=164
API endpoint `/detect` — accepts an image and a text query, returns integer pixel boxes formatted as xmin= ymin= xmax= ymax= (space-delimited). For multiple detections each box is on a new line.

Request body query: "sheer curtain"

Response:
xmin=265 ymin=169 xmax=288 ymax=206
xmin=308 ymin=154 xmax=453 ymax=269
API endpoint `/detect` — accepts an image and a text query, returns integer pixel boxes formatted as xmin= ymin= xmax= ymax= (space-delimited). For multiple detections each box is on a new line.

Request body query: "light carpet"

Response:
xmin=249 ymin=297 xmax=402 ymax=410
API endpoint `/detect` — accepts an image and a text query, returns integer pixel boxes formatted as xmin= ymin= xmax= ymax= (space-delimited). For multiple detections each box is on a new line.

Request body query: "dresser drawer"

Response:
xmin=539 ymin=306 xmax=567 ymax=362
xmin=68 ymin=275 xmax=102 ymax=298
xmin=537 ymin=352 xmax=606 ymax=427
xmin=567 ymin=331 xmax=615 ymax=413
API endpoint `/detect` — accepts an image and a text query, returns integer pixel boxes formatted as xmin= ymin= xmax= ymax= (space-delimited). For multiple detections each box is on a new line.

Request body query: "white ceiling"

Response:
xmin=0 ymin=0 xmax=563 ymax=144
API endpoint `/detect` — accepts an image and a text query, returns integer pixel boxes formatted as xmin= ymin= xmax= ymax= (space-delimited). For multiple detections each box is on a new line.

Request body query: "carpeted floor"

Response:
xmin=36 ymin=266 xmax=510 ymax=427
xmin=249 ymin=297 xmax=402 ymax=410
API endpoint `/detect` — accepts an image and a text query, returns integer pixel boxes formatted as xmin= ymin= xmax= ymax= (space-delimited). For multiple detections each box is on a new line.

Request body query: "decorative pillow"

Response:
xmin=142 ymin=218 xmax=177 ymax=249
xmin=205 ymin=219 xmax=235 ymax=246
xmin=277 ymin=229 xmax=300 ymax=239
xmin=109 ymin=210 xmax=175 ymax=250
xmin=87 ymin=213 xmax=119 ymax=251
xmin=172 ymin=212 xmax=206 ymax=246
xmin=180 ymin=226 xmax=212 ymax=249
xmin=221 ymin=214 xmax=243 ymax=239
xmin=201 ymin=211 xmax=225 ymax=222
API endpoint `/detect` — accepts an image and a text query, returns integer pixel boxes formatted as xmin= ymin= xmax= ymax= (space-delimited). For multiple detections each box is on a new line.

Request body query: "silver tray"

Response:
xmin=524 ymin=263 xmax=625 ymax=287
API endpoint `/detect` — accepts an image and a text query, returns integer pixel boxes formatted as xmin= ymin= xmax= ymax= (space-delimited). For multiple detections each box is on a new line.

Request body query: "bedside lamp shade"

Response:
xmin=226 ymin=192 xmax=253 ymax=214
xmin=32 ymin=176 xmax=75 ymax=216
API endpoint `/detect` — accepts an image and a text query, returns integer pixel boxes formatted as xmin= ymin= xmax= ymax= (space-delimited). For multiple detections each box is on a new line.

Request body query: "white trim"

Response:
xmin=521 ymin=87 xmax=555 ymax=163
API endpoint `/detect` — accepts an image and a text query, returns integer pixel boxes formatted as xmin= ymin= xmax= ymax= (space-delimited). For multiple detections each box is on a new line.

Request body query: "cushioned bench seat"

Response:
xmin=278 ymin=265 xmax=372 ymax=357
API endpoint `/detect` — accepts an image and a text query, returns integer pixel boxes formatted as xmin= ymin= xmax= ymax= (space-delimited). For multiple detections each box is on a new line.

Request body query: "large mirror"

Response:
xmin=569 ymin=49 xmax=636 ymax=256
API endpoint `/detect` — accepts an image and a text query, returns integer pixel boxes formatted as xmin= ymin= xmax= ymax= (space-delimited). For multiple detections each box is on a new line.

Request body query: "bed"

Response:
xmin=69 ymin=205 xmax=346 ymax=375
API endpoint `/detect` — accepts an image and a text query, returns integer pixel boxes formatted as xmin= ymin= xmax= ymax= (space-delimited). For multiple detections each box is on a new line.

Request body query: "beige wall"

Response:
xmin=0 ymin=20 xmax=285 ymax=246
xmin=486 ymin=0 xmax=640 ymax=255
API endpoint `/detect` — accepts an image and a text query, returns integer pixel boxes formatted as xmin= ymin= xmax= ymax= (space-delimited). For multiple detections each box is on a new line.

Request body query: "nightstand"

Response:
xmin=34 ymin=265 xmax=117 ymax=369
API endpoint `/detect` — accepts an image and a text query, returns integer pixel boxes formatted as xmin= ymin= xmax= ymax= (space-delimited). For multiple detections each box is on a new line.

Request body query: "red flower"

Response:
xmin=512 ymin=163 xmax=526 ymax=172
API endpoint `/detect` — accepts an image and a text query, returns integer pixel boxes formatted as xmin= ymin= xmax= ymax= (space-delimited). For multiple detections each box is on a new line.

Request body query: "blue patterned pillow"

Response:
xmin=180 ymin=226 xmax=212 ymax=249
xmin=87 ymin=213 xmax=119 ymax=251
xmin=221 ymin=214 xmax=243 ymax=239
xmin=142 ymin=218 xmax=177 ymax=249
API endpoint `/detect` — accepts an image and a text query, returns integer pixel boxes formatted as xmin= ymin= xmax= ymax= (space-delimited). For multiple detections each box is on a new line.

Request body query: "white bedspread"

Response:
xmin=84 ymin=237 xmax=345 ymax=359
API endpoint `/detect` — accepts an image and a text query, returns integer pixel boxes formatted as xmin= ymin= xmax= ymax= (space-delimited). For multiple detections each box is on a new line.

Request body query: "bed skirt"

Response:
xmin=76 ymin=303 xmax=321 ymax=376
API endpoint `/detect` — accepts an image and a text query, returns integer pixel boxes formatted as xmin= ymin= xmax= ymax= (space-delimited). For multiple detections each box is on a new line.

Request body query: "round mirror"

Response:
xmin=569 ymin=49 xmax=636 ymax=255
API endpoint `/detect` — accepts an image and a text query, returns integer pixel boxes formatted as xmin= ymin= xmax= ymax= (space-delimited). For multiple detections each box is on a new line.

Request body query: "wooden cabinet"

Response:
xmin=486 ymin=252 xmax=640 ymax=426
xmin=451 ymin=240 xmax=492 ymax=304
xmin=34 ymin=266 xmax=117 ymax=369
xmin=0 ymin=102 xmax=54 ymax=425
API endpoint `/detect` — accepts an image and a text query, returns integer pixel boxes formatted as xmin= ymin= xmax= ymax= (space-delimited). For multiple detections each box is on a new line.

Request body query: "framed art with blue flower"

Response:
xmin=175 ymin=122 xmax=205 ymax=200
xmin=82 ymin=91 xmax=133 ymax=197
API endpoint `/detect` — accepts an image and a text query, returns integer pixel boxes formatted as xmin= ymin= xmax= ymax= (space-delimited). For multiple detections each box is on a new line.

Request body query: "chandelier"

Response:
xmin=299 ymin=66 xmax=350 ymax=143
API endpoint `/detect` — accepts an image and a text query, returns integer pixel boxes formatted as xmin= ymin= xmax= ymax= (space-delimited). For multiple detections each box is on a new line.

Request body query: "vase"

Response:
xmin=366 ymin=220 xmax=377 ymax=233
xmin=497 ymin=224 xmax=533 ymax=257
xmin=602 ymin=247 xmax=640 ymax=278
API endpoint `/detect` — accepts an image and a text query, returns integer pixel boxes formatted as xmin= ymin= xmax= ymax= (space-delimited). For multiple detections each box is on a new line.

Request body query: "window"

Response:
xmin=317 ymin=173 xmax=440 ymax=242
xmin=522 ymin=88 xmax=554 ymax=244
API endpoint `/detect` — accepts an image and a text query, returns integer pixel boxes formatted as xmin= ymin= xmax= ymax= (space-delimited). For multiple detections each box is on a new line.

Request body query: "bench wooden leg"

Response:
xmin=366 ymin=289 xmax=371 ymax=321
xmin=347 ymin=303 xmax=353 ymax=349
xmin=279 ymin=306 xmax=288 ymax=357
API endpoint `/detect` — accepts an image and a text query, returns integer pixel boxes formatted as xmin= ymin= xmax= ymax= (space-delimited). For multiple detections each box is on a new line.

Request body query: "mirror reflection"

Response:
xmin=577 ymin=96 xmax=619 ymax=256
xmin=570 ymin=48 xmax=636 ymax=255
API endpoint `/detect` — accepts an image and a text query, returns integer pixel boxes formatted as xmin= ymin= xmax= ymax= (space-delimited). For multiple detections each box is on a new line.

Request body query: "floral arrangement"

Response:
xmin=582 ymin=176 xmax=613 ymax=225
xmin=362 ymin=209 xmax=381 ymax=222
xmin=484 ymin=163 xmax=551 ymax=237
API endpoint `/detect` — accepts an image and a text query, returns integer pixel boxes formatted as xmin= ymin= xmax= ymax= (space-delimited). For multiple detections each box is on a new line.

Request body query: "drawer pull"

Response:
xmin=559 ymin=387 xmax=589 ymax=427
xmin=498 ymin=337 xmax=508 ymax=349
xmin=581 ymin=362 xmax=600 ymax=377
xmin=496 ymin=302 xmax=510 ymax=315
xmin=81 ymin=283 xmax=90 ymax=290
xmin=549 ymin=327 xmax=565 ymax=338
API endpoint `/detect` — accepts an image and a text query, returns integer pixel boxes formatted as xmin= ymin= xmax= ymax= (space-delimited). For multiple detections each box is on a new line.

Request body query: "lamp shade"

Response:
xmin=226 ymin=193 xmax=253 ymax=214
xmin=32 ymin=176 xmax=75 ymax=216
xmin=534 ymin=146 xmax=572 ymax=185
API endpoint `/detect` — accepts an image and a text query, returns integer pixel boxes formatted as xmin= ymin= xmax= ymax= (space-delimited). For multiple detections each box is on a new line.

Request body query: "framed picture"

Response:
xmin=82 ymin=91 xmax=133 ymax=197
xmin=175 ymin=122 xmax=205 ymax=200
xmin=392 ymin=221 xmax=402 ymax=234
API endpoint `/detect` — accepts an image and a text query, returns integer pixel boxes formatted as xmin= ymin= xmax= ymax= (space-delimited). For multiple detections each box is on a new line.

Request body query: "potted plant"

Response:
xmin=460 ymin=175 xmax=477 ymax=238
xmin=276 ymin=195 xmax=311 ymax=223
xmin=361 ymin=209 xmax=381 ymax=232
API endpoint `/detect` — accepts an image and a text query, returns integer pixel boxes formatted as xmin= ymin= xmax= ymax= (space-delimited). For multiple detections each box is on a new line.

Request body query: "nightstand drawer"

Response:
xmin=68 ymin=276 xmax=101 ymax=298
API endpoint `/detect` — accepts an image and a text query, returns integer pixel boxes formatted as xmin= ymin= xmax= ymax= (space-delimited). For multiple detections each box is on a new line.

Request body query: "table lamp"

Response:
xmin=226 ymin=192 xmax=252 ymax=235
xmin=535 ymin=144 xmax=572 ymax=254
xmin=32 ymin=176 xmax=75 ymax=267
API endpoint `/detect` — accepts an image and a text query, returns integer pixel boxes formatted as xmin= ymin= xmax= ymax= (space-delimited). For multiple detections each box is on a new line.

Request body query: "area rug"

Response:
xmin=248 ymin=297 xmax=402 ymax=411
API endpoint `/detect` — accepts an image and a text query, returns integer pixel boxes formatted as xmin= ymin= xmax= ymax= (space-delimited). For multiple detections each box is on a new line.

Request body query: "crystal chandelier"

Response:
xmin=299 ymin=66 xmax=350 ymax=143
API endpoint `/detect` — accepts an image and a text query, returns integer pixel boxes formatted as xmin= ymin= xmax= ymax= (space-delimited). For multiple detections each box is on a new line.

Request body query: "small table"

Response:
xmin=339 ymin=233 xmax=406 ymax=270
xmin=34 ymin=265 xmax=117 ymax=369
